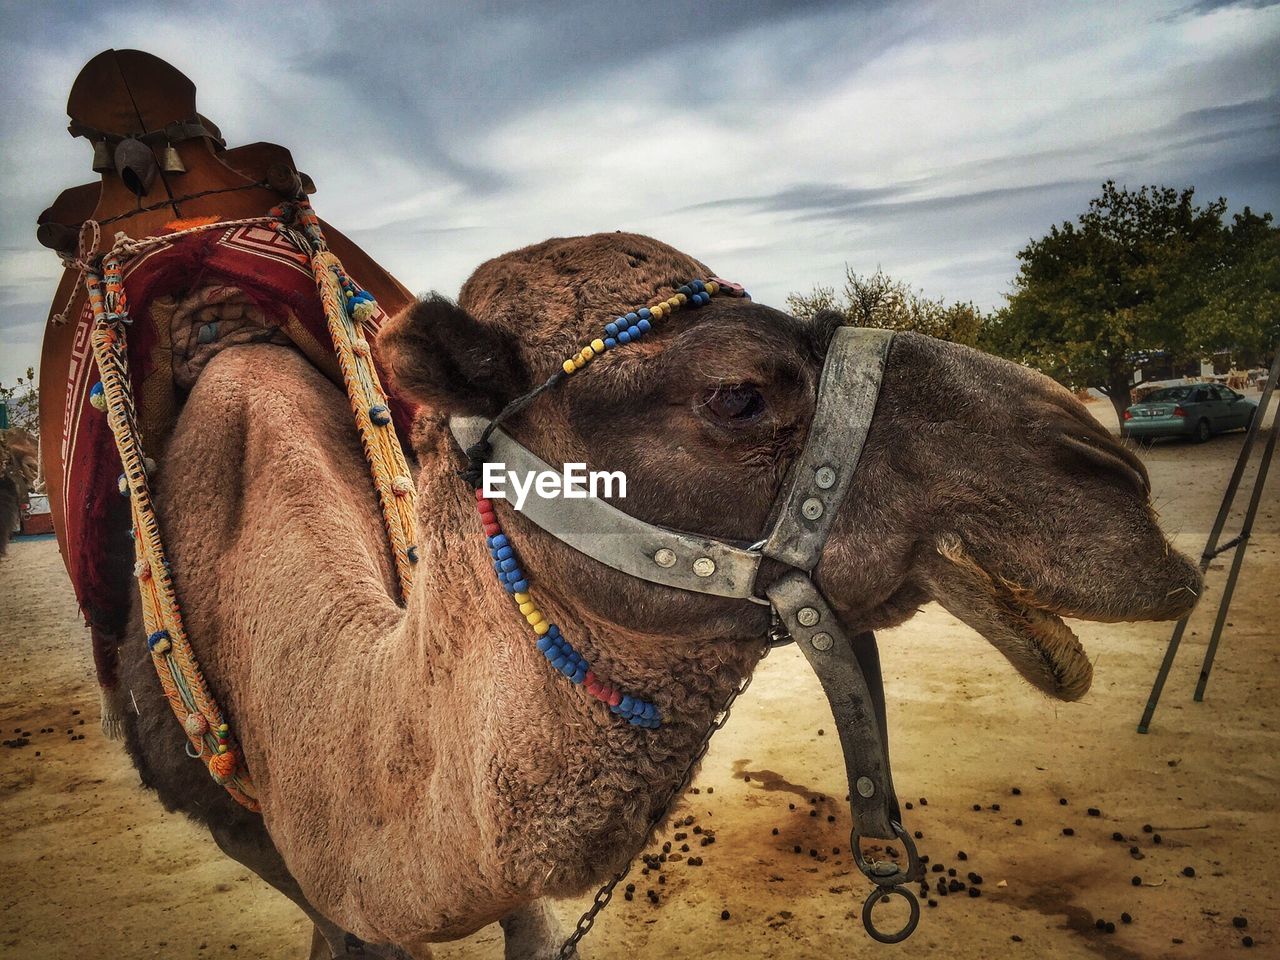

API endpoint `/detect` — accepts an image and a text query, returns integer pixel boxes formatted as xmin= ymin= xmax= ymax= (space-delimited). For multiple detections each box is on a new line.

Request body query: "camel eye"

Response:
xmin=699 ymin=383 xmax=766 ymax=426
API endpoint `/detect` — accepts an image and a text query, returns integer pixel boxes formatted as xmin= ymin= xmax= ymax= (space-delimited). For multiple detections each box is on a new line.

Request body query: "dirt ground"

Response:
xmin=2 ymin=396 xmax=1276 ymax=960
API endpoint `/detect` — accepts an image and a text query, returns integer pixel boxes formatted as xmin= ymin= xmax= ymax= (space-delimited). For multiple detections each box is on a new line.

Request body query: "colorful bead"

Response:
xmin=369 ymin=404 xmax=392 ymax=425
xmin=146 ymin=630 xmax=172 ymax=655
xmin=89 ymin=381 xmax=107 ymax=411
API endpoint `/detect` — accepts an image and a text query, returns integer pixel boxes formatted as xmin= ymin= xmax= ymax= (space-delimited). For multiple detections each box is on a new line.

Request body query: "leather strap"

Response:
xmin=763 ymin=327 xmax=894 ymax=570
xmin=450 ymin=416 xmax=765 ymax=600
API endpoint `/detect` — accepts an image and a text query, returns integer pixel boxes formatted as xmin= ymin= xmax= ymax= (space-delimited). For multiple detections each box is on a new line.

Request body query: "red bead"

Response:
xmin=475 ymin=489 xmax=487 ymax=501
xmin=483 ymin=522 xmax=501 ymax=536
xmin=608 ymin=690 xmax=622 ymax=707
xmin=584 ymin=671 xmax=596 ymax=687
xmin=476 ymin=498 xmax=493 ymax=512
xmin=590 ymin=687 xmax=610 ymax=702
xmin=479 ymin=511 xmax=496 ymax=525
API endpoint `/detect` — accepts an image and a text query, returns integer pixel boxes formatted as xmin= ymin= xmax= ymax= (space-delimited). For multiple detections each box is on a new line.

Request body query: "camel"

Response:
xmin=0 ymin=428 xmax=39 ymax=555
xmin=116 ymin=231 xmax=1200 ymax=959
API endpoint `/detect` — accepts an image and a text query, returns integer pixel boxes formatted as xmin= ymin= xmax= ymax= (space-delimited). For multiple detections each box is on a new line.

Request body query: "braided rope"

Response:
xmin=277 ymin=202 xmax=418 ymax=597
xmin=85 ymin=255 xmax=259 ymax=809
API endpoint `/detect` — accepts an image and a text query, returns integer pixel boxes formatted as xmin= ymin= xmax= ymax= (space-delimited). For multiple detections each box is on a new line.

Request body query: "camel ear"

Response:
xmin=378 ymin=294 xmax=530 ymax=417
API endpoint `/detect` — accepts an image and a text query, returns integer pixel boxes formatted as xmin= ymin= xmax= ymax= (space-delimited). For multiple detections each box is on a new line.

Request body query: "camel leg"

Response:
xmin=208 ymin=823 xmax=419 ymax=959
xmin=499 ymin=899 xmax=580 ymax=960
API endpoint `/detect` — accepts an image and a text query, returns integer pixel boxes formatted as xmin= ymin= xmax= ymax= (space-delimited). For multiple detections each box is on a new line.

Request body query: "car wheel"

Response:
xmin=1195 ymin=419 xmax=1212 ymax=443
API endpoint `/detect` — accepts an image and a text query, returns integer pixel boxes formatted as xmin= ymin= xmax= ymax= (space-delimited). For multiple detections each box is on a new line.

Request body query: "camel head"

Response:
xmin=380 ymin=232 xmax=1199 ymax=703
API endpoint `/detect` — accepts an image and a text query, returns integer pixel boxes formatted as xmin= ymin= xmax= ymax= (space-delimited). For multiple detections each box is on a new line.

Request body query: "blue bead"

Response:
xmin=678 ymin=285 xmax=692 ymax=296
xmin=571 ymin=668 xmax=587 ymax=685
xmin=605 ymin=322 xmax=619 ymax=336
xmin=495 ymin=545 xmax=513 ymax=560
xmin=511 ymin=579 xmax=528 ymax=592
xmin=620 ymin=695 xmax=635 ymax=713
xmin=90 ymin=382 xmax=105 ymax=397
xmin=407 ymin=546 xmax=419 ymax=564
xmin=626 ymin=325 xmax=640 ymax=339
xmin=146 ymin=630 xmax=170 ymax=650
xmin=625 ymin=312 xmax=638 ymax=323
xmin=550 ymin=655 xmax=568 ymax=670
xmin=637 ymin=319 xmax=651 ymax=332
xmin=548 ymin=624 xmax=561 ymax=636
xmin=369 ymin=404 xmax=392 ymax=425
xmin=489 ymin=534 xmax=509 ymax=549
xmin=618 ymin=331 xmax=631 ymax=344
xmin=604 ymin=338 xmax=617 ymax=349
xmin=691 ymin=280 xmax=705 ymax=293
xmin=629 ymin=715 xmax=646 ymax=726
xmin=638 ymin=307 xmax=652 ymax=320
xmin=536 ymin=635 xmax=554 ymax=652
xmin=500 ymin=558 xmax=518 ymax=572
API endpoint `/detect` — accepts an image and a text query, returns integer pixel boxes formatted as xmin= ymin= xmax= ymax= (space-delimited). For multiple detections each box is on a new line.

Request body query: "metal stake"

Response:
xmin=1137 ymin=344 xmax=1279 ymax=734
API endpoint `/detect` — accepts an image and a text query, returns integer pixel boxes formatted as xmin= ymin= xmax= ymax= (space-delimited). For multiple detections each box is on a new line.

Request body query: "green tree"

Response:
xmin=788 ymin=267 xmax=982 ymax=346
xmin=981 ymin=181 xmax=1277 ymax=423
xmin=0 ymin=367 xmax=38 ymax=435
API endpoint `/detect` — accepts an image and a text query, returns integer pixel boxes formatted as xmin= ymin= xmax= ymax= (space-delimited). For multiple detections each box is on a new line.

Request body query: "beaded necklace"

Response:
xmin=465 ymin=277 xmax=749 ymax=729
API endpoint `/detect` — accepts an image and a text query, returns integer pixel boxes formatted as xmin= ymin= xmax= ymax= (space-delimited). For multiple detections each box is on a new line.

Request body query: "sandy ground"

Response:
xmin=2 ymin=396 xmax=1276 ymax=960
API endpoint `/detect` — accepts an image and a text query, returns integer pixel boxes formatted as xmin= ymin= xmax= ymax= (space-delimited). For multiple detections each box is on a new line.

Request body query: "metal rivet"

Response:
xmin=797 ymin=606 xmax=820 ymax=627
xmin=692 ymin=557 xmax=716 ymax=578
xmin=801 ymin=497 xmax=824 ymax=520
xmin=811 ymin=632 xmax=833 ymax=651
xmin=815 ymin=465 xmax=837 ymax=489
xmin=654 ymin=548 xmax=677 ymax=568
xmin=856 ymin=776 xmax=875 ymax=798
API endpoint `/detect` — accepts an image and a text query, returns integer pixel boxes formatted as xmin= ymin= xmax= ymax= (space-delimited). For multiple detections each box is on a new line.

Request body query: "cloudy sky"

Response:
xmin=1 ymin=0 xmax=1277 ymax=387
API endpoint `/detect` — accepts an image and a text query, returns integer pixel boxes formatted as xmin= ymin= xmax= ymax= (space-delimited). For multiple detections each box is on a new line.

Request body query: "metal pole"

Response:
xmin=1136 ymin=344 xmax=1280 ymax=733
xmin=1193 ymin=409 xmax=1277 ymax=701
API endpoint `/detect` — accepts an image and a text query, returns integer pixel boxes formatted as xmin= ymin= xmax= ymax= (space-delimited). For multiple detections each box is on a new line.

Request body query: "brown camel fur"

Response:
xmin=117 ymin=232 xmax=1200 ymax=958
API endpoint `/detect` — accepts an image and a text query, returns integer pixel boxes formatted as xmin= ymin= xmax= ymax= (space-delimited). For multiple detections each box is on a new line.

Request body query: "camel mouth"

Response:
xmin=926 ymin=537 xmax=1093 ymax=701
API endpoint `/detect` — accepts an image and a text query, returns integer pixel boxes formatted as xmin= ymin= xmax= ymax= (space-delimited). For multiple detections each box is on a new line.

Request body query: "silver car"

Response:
xmin=1123 ymin=384 xmax=1258 ymax=443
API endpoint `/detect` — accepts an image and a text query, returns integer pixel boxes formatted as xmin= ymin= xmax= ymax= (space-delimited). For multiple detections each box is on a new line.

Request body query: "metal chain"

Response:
xmin=555 ymin=617 xmax=789 ymax=958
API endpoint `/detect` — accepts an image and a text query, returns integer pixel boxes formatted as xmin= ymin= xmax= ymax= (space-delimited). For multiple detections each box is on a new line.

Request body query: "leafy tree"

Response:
xmin=788 ymin=267 xmax=983 ymax=346
xmin=981 ymin=181 xmax=1277 ymax=423
xmin=0 ymin=367 xmax=39 ymax=435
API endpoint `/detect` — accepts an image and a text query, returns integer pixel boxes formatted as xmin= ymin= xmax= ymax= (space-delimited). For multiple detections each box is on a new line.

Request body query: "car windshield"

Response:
xmin=1144 ymin=387 xmax=1194 ymax=403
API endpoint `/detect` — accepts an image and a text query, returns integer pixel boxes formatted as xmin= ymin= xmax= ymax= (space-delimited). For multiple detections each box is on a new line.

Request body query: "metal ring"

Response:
xmin=861 ymin=885 xmax=920 ymax=944
xmin=851 ymin=820 xmax=921 ymax=883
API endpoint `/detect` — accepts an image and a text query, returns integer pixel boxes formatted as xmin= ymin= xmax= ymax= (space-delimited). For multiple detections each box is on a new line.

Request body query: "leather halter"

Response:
xmin=450 ymin=326 xmax=922 ymax=942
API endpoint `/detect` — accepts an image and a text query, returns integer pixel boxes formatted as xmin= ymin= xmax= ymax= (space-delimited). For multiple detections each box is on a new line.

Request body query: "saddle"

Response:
xmin=37 ymin=49 xmax=417 ymax=699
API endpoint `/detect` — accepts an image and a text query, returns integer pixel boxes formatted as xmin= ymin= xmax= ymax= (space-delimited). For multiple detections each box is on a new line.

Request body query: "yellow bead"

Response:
xmin=650 ymin=304 xmax=664 ymax=319
xmin=572 ymin=357 xmax=584 ymax=370
xmin=581 ymin=345 xmax=595 ymax=361
xmin=591 ymin=338 xmax=605 ymax=352
xmin=676 ymin=293 xmax=688 ymax=304
xmin=217 ymin=743 xmax=228 ymax=754
xmin=562 ymin=359 xmax=576 ymax=374
xmin=533 ymin=620 xmax=551 ymax=635
xmin=706 ymin=281 xmax=719 ymax=294
xmin=519 ymin=601 xmax=536 ymax=616
xmin=667 ymin=297 xmax=681 ymax=309
xmin=526 ymin=610 xmax=544 ymax=626
xmin=514 ymin=592 xmax=530 ymax=603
